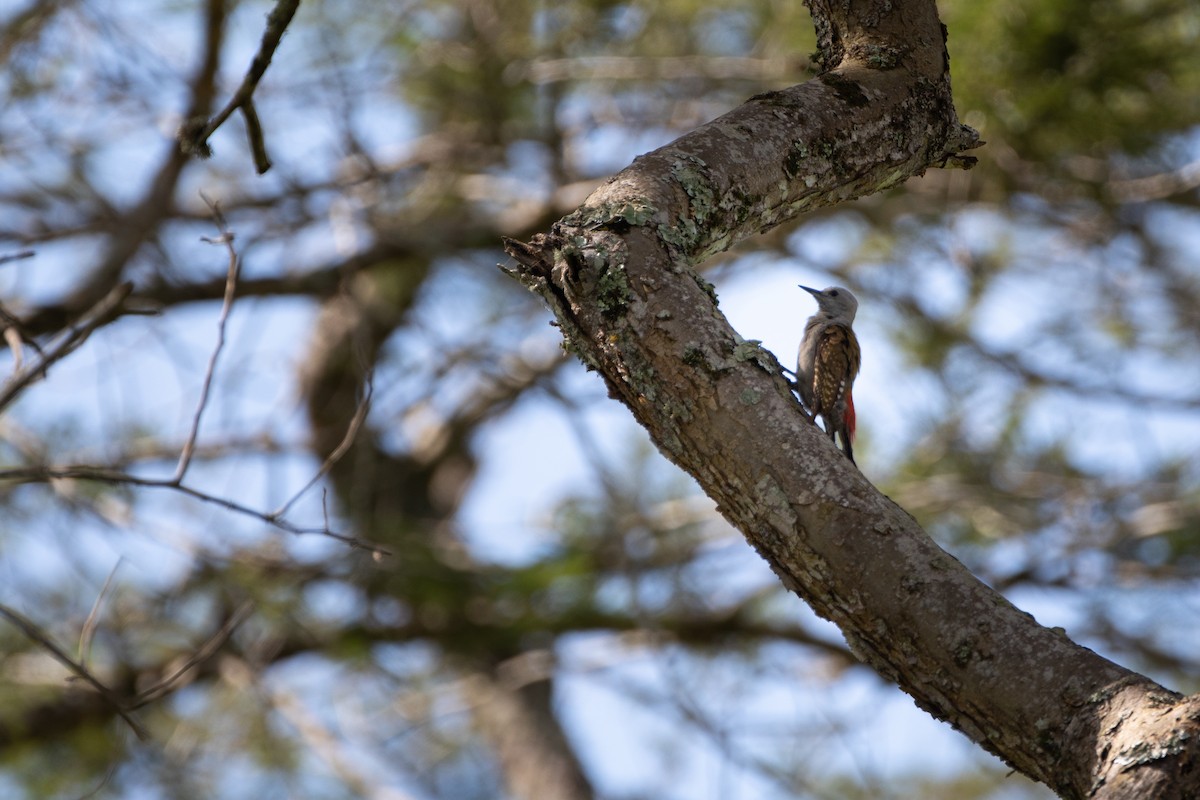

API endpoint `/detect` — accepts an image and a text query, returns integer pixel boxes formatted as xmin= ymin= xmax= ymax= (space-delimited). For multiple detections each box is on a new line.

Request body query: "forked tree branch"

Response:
xmin=178 ymin=0 xmax=301 ymax=173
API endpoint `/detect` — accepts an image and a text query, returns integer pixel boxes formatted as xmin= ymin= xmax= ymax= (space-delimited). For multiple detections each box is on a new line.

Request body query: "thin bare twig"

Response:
xmin=3 ymin=327 xmax=24 ymax=372
xmin=79 ymin=559 xmax=123 ymax=669
xmin=132 ymin=600 xmax=254 ymax=707
xmin=0 ymin=288 xmax=44 ymax=372
xmin=178 ymin=0 xmax=301 ymax=174
xmin=0 ymin=281 xmax=133 ymax=414
xmin=0 ymin=250 xmax=35 ymax=266
xmin=0 ymin=603 xmax=148 ymax=740
xmin=1109 ymin=158 xmax=1200 ymax=203
xmin=272 ymin=375 xmax=373 ymax=519
xmin=0 ymin=464 xmax=388 ymax=554
xmin=174 ymin=196 xmax=240 ymax=483
xmin=241 ymin=99 xmax=272 ymax=174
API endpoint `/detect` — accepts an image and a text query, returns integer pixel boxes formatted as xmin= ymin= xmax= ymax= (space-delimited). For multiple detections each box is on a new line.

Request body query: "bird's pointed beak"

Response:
xmin=798 ymin=285 xmax=820 ymax=297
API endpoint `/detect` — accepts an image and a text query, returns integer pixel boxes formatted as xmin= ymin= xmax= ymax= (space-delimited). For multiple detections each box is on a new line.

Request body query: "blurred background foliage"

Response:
xmin=0 ymin=0 xmax=1198 ymax=798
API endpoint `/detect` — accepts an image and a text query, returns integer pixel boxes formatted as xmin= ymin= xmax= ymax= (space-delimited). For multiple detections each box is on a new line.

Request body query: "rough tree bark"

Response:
xmin=504 ymin=0 xmax=1200 ymax=797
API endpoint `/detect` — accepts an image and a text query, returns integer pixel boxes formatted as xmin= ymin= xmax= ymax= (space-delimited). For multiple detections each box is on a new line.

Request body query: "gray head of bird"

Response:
xmin=799 ymin=285 xmax=858 ymax=323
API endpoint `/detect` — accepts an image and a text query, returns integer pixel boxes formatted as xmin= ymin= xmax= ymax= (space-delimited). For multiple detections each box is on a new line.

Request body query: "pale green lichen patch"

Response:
xmin=953 ymin=640 xmax=975 ymax=668
xmin=659 ymin=154 xmax=718 ymax=256
xmin=691 ymin=273 xmax=719 ymax=305
xmin=694 ymin=234 xmax=734 ymax=263
xmin=672 ymin=155 xmax=716 ymax=217
xmin=682 ymin=343 xmax=709 ymax=369
xmin=599 ymin=200 xmax=659 ymax=229
xmin=721 ymin=188 xmax=753 ymax=228
xmin=562 ymin=199 xmax=659 ymax=231
xmin=740 ymin=387 xmax=763 ymax=405
xmin=753 ymin=472 xmax=795 ymax=531
xmin=659 ymin=394 xmax=694 ymax=426
xmin=596 ymin=265 xmax=631 ymax=318
xmin=611 ymin=200 xmax=658 ymax=227
xmin=861 ymin=44 xmax=902 ymax=70
xmin=660 ymin=216 xmax=702 ymax=255
xmin=629 ymin=361 xmax=657 ymax=401
xmin=731 ymin=338 xmax=779 ymax=374
xmin=1114 ymin=734 xmax=1192 ymax=767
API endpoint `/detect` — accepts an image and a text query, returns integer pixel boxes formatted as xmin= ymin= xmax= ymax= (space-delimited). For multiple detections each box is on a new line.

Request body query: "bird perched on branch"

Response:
xmin=796 ymin=285 xmax=860 ymax=463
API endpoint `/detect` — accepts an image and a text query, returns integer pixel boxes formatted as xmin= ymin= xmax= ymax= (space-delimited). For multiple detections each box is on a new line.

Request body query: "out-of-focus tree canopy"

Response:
xmin=0 ymin=0 xmax=1197 ymax=798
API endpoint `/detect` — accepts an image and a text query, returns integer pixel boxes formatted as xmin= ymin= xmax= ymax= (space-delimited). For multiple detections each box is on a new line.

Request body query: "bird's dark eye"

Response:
xmin=830 ymin=290 xmax=839 ymax=297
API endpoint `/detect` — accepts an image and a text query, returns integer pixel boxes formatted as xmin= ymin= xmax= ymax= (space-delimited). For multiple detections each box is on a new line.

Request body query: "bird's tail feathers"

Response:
xmin=844 ymin=390 xmax=856 ymax=441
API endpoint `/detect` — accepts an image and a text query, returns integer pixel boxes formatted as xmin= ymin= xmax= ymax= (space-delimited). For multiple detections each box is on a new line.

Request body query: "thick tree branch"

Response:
xmin=503 ymin=0 xmax=1199 ymax=797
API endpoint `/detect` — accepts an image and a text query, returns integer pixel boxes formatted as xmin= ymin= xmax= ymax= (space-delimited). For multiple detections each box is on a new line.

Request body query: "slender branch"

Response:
xmin=78 ymin=559 xmax=122 ymax=668
xmin=132 ymin=601 xmax=254 ymax=708
xmin=3 ymin=328 xmax=25 ymax=372
xmin=0 ymin=250 xmax=35 ymax=266
xmin=174 ymin=196 xmax=240 ymax=483
xmin=0 ymin=281 xmax=133 ymax=414
xmin=0 ymin=463 xmax=388 ymax=553
xmin=241 ymin=99 xmax=272 ymax=174
xmin=0 ymin=604 xmax=148 ymax=741
xmin=1109 ymin=158 xmax=1200 ymax=203
xmin=272 ymin=374 xmax=372 ymax=519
